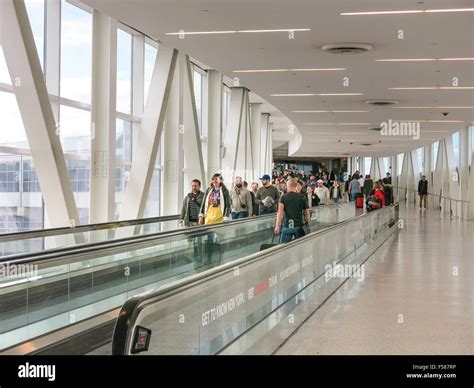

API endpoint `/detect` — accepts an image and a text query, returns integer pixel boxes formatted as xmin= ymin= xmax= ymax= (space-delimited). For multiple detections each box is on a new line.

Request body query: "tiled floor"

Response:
xmin=276 ymin=204 xmax=474 ymax=355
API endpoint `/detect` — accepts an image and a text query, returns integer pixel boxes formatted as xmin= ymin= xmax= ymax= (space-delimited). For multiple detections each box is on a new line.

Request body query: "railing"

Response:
xmin=0 ymin=214 xmax=181 ymax=258
xmin=395 ymin=186 xmax=470 ymax=219
xmin=111 ymin=203 xmax=399 ymax=355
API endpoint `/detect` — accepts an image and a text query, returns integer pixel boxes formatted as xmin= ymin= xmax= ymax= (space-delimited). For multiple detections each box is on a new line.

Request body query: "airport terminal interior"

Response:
xmin=0 ymin=0 xmax=473 ymax=361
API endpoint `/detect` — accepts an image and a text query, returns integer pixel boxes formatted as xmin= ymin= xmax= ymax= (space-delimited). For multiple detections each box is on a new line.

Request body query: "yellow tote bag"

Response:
xmin=205 ymin=205 xmax=223 ymax=224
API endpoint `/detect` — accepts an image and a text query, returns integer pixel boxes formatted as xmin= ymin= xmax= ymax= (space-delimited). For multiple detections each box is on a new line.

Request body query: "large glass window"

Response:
xmin=222 ymin=85 xmax=231 ymax=143
xmin=0 ymin=91 xmax=30 ymax=148
xmin=416 ymin=147 xmax=424 ymax=175
xmin=60 ymin=0 xmax=92 ymax=103
xmin=397 ymin=153 xmax=404 ymax=176
xmin=25 ymin=0 xmax=45 ymax=70
xmin=363 ymin=157 xmax=371 ymax=176
xmin=452 ymin=131 xmax=460 ymax=168
xmin=0 ymin=1 xmax=160 ymax=231
xmin=144 ymin=41 xmax=158 ymax=104
xmin=0 ymin=154 xmax=43 ymax=233
xmin=117 ymin=29 xmax=132 ymax=114
xmin=59 ymin=105 xmax=91 ymax=154
xmin=382 ymin=157 xmax=391 ymax=176
xmin=432 ymin=141 xmax=439 ymax=171
xmin=193 ymin=68 xmax=203 ymax=135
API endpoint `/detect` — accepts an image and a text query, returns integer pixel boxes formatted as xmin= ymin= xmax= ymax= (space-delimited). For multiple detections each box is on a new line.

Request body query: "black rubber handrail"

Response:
xmin=0 ymin=214 xmax=180 ymax=243
xmin=1 ymin=204 xmax=343 ymax=265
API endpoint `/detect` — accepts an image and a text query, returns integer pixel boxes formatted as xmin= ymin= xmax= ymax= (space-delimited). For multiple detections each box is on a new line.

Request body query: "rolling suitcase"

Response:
xmin=260 ymin=234 xmax=278 ymax=251
xmin=355 ymin=193 xmax=364 ymax=208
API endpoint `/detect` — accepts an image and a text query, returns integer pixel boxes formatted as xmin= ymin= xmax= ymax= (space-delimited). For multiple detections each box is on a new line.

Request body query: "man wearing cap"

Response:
xmin=256 ymin=174 xmax=280 ymax=215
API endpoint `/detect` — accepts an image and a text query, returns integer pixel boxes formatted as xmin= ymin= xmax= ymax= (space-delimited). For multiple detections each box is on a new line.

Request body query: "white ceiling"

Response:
xmin=82 ymin=0 xmax=474 ymax=157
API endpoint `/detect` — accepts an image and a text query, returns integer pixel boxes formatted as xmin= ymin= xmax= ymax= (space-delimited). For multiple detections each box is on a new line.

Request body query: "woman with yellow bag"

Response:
xmin=198 ymin=173 xmax=231 ymax=225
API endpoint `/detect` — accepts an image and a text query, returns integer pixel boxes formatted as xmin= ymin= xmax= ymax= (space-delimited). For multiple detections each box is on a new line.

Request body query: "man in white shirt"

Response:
xmin=314 ymin=179 xmax=330 ymax=205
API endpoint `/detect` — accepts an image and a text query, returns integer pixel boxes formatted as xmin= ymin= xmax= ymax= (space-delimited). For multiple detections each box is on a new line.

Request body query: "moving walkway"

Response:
xmin=111 ymin=203 xmax=399 ymax=355
xmin=0 ymin=203 xmax=356 ymax=354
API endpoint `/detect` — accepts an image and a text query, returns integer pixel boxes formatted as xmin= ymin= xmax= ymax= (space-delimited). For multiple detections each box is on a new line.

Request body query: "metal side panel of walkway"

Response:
xmin=276 ymin=203 xmax=474 ymax=355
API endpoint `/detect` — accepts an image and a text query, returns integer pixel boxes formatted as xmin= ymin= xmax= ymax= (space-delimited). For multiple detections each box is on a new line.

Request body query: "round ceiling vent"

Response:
xmin=365 ymin=99 xmax=399 ymax=106
xmin=361 ymin=143 xmax=372 ymax=146
xmin=369 ymin=126 xmax=382 ymax=131
xmin=321 ymin=43 xmax=373 ymax=55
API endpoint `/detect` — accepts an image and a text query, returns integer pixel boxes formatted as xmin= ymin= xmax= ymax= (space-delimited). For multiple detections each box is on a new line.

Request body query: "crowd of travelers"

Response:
xmin=179 ymin=167 xmax=395 ymax=243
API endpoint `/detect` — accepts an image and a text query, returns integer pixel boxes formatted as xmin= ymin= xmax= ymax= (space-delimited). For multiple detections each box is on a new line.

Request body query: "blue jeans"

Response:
xmin=231 ymin=211 xmax=248 ymax=220
xmin=280 ymin=226 xmax=303 ymax=243
xmin=332 ymin=198 xmax=339 ymax=204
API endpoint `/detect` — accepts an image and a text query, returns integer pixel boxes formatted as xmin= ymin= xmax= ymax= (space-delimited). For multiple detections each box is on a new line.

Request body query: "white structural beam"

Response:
xmin=161 ymin=55 xmax=180 ymax=216
xmin=44 ymin=0 xmax=60 ymax=122
xmin=1 ymin=0 xmax=81 ymax=228
xmin=266 ymin=122 xmax=273 ymax=175
xmin=90 ymin=11 xmax=117 ymax=223
xmin=182 ymin=54 xmax=205 ymax=186
xmin=235 ymin=89 xmax=250 ymax=179
xmin=222 ymin=86 xmax=245 ymax=181
xmin=250 ymin=103 xmax=261 ymax=182
xmin=260 ymin=113 xmax=270 ymax=176
xmin=245 ymin=97 xmax=254 ymax=182
xmin=119 ymin=45 xmax=178 ymax=220
xmin=207 ymin=70 xmax=223 ymax=181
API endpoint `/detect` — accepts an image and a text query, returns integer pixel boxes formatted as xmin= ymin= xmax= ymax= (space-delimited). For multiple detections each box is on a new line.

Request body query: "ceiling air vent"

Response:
xmin=369 ymin=127 xmax=382 ymax=131
xmin=361 ymin=143 xmax=372 ymax=146
xmin=321 ymin=43 xmax=373 ymax=55
xmin=365 ymin=99 xmax=399 ymax=106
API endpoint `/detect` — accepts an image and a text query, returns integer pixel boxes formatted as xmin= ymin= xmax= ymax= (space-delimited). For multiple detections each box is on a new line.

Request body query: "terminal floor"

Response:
xmin=276 ymin=203 xmax=473 ymax=355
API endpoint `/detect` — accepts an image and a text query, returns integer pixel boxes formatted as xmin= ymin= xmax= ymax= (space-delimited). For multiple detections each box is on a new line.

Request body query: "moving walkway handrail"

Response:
xmin=0 ymin=214 xmax=181 ymax=243
xmin=395 ymin=186 xmax=470 ymax=203
xmin=0 ymin=203 xmax=341 ymax=265
xmin=111 ymin=202 xmax=399 ymax=355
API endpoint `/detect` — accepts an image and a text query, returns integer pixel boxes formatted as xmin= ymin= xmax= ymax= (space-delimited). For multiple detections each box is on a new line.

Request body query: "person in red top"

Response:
xmin=372 ymin=181 xmax=385 ymax=207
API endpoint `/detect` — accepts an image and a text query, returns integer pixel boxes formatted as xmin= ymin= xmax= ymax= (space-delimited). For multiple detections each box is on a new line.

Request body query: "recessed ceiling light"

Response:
xmin=166 ymin=30 xmax=237 ymax=35
xmin=393 ymin=106 xmax=474 ymax=109
xmin=238 ymin=28 xmax=311 ymax=33
xmin=388 ymin=86 xmax=474 ymax=90
xmin=341 ymin=8 xmax=474 ymax=16
xmin=425 ymin=8 xmax=474 ymax=13
xmin=303 ymin=123 xmax=371 ymax=125
xmin=166 ymin=28 xmax=311 ymax=35
xmin=271 ymin=92 xmax=362 ymax=96
xmin=234 ymin=68 xmax=346 ymax=73
xmin=391 ymin=120 xmax=464 ymax=123
xmin=341 ymin=10 xmax=423 ymax=16
xmin=376 ymin=57 xmax=474 ymax=62
xmin=293 ymin=110 xmax=369 ymax=113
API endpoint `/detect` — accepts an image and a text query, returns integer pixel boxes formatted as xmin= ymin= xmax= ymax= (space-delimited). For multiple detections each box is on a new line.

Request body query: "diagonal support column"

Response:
xmin=119 ymin=45 xmax=178 ymax=220
xmin=222 ymin=86 xmax=246 ymax=182
xmin=207 ymin=70 xmax=223 ymax=181
xmin=1 ymin=0 xmax=80 ymax=228
xmin=260 ymin=113 xmax=270 ymax=176
xmin=250 ymin=103 xmax=261 ymax=182
xmin=182 ymin=53 xmax=205 ymax=186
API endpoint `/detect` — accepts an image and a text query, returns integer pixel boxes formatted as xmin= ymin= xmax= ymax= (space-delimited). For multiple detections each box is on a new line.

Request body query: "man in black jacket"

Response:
xmin=418 ymin=175 xmax=428 ymax=209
